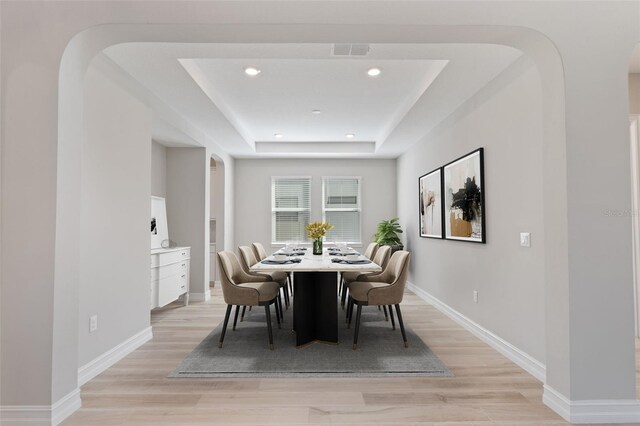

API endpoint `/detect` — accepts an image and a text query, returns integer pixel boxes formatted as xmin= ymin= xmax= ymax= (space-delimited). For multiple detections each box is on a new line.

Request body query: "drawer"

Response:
xmin=152 ymin=261 xmax=188 ymax=281
xmin=157 ymin=249 xmax=190 ymax=267
xmin=157 ymin=273 xmax=188 ymax=307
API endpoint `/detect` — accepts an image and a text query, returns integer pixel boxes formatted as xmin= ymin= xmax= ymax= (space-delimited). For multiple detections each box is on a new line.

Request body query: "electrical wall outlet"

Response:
xmin=89 ymin=315 xmax=98 ymax=333
xmin=473 ymin=290 xmax=479 ymax=303
xmin=520 ymin=232 xmax=531 ymax=247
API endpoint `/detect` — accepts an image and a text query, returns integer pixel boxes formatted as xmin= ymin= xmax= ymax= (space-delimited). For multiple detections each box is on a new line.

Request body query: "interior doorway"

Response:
xmin=210 ymin=154 xmax=225 ymax=287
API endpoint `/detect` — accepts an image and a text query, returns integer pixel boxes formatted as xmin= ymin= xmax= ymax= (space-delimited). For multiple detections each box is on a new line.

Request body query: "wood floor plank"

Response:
xmin=196 ymin=391 xmax=365 ymax=407
xmin=307 ymin=405 xmax=490 ymax=423
xmin=64 ymin=285 xmax=628 ymax=425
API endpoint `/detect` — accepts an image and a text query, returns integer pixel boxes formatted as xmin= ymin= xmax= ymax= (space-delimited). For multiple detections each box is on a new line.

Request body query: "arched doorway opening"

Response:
xmin=56 ymin=21 xmax=569 ymax=416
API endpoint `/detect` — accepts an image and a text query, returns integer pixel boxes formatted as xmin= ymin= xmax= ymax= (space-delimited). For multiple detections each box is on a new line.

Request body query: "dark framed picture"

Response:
xmin=418 ymin=168 xmax=444 ymax=238
xmin=443 ymin=148 xmax=486 ymax=243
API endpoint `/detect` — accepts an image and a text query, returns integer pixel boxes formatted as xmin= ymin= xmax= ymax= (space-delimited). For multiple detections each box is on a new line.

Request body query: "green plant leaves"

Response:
xmin=373 ymin=217 xmax=403 ymax=246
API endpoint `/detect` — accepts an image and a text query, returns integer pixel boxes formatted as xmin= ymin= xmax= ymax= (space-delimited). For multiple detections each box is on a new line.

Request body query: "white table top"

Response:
xmin=250 ymin=248 xmax=382 ymax=273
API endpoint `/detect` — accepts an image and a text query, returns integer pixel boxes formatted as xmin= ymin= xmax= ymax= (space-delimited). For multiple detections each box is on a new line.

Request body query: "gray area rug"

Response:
xmin=170 ymin=304 xmax=452 ymax=378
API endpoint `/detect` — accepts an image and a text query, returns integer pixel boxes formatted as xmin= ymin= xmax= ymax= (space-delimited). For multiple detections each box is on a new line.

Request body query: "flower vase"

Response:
xmin=312 ymin=238 xmax=323 ymax=255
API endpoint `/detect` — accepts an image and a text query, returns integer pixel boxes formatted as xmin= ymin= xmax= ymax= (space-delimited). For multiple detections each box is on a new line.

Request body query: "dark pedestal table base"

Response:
xmin=293 ymin=271 xmax=338 ymax=347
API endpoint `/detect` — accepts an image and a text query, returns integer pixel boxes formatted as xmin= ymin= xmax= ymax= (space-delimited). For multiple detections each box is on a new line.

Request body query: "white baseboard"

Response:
xmin=0 ymin=388 xmax=81 ymax=425
xmin=189 ymin=288 xmax=211 ymax=302
xmin=77 ymin=326 xmax=152 ymax=386
xmin=543 ymin=385 xmax=640 ymax=424
xmin=407 ymin=281 xmax=546 ymax=382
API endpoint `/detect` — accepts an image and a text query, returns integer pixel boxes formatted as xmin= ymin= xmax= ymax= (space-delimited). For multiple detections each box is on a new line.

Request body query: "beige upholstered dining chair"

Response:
xmin=363 ymin=242 xmax=379 ymax=260
xmin=338 ymin=242 xmax=377 ymax=299
xmin=346 ymin=250 xmax=411 ymax=350
xmin=217 ymin=251 xmax=281 ymax=350
xmin=340 ymin=245 xmax=391 ymax=309
xmin=238 ymin=245 xmax=287 ymax=319
xmin=252 ymin=241 xmax=293 ymax=296
xmin=252 ymin=242 xmax=268 ymax=261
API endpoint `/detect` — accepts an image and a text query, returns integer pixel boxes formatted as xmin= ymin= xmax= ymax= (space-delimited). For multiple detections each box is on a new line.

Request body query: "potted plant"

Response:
xmin=373 ymin=218 xmax=404 ymax=253
xmin=306 ymin=221 xmax=334 ymax=255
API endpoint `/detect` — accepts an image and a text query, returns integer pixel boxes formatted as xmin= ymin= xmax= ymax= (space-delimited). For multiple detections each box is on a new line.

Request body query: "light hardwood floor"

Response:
xmin=64 ymin=286 xmax=638 ymax=425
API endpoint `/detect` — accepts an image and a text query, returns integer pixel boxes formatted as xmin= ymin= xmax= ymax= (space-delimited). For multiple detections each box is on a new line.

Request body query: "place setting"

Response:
xmin=327 ymin=244 xmax=371 ymax=264
xmin=261 ymin=253 xmax=303 ymax=265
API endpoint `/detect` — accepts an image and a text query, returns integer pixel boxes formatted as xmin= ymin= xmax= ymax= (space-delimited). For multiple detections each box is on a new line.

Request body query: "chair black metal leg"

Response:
xmin=378 ymin=306 xmax=382 ymax=311
xmin=382 ymin=305 xmax=389 ymax=321
xmin=265 ymin=304 xmax=274 ymax=350
xmin=341 ymin=282 xmax=348 ymax=309
xmin=353 ymin=304 xmax=363 ymax=350
xmin=349 ymin=298 xmax=356 ymax=326
xmin=345 ymin=295 xmax=351 ymax=322
xmin=219 ymin=305 xmax=232 ymax=348
xmin=232 ymin=305 xmax=240 ymax=330
xmin=240 ymin=305 xmax=247 ymax=322
xmin=274 ymin=298 xmax=282 ymax=329
xmin=388 ymin=305 xmax=396 ymax=330
xmin=249 ymin=306 xmax=252 ymax=311
xmin=395 ymin=304 xmax=408 ymax=348
xmin=277 ymin=293 xmax=284 ymax=321
xmin=346 ymin=296 xmax=353 ymax=326
xmin=283 ymin=284 xmax=290 ymax=309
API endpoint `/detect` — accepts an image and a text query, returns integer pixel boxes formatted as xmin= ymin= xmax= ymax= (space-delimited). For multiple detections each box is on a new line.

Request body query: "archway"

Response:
xmin=54 ymin=21 xmax=567 ymax=408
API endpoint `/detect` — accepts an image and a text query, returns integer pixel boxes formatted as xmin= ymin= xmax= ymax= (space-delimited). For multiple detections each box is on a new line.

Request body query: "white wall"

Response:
xmin=78 ymin=64 xmax=152 ymax=366
xmin=166 ymin=147 xmax=210 ymax=300
xmin=398 ymin=58 xmax=545 ymax=363
xmin=151 ymin=141 xmax=167 ymax=197
xmin=234 ymin=159 xmax=396 ymax=253
xmin=631 ymin=74 xmax=640 ymax=115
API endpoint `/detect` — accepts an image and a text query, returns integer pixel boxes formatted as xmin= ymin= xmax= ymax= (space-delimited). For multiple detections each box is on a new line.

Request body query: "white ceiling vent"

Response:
xmin=332 ymin=44 xmax=370 ymax=57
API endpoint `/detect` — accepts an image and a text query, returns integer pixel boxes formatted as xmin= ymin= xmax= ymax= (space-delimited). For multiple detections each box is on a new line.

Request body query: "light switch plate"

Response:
xmin=520 ymin=232 xmax=531 ymax=248
xmin=89 ymin=315 xmax=98 ymax=333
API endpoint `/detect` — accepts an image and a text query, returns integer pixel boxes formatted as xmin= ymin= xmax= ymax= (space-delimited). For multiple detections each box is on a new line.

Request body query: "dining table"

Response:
xmin=250 ymin=246 xmax=381 ymax=347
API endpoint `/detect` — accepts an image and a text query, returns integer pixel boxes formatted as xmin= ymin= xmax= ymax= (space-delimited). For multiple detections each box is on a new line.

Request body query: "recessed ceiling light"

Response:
xmin=244 ymin=67 xmax=261 ymax=76
xmin=311 ymin=109 xmax=322 ymax=115
xmin=274 ymin=133 xmax=284 ymax=138
xmin=367 ymin=67 xmax=381 ymax=77
xmin=345 ymin=133 xmax=355 ymax=139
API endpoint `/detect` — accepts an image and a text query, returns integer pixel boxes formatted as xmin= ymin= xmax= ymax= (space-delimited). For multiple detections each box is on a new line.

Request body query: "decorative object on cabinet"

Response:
xmin=443 ymin=148 xmax=486 ymax=243
xmin=419 ymin=168 xmax=444 ymax=239
xmin=150 ymin=246 xmax=191 ymax=309
xmin=151 ymin=196 xmax=169 ymax=249
xmin=161 ymin=239 xmax=178 ymax=249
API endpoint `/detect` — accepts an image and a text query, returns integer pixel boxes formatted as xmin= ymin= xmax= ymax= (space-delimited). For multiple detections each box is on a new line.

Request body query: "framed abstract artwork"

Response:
xmin=443 ymin=148 xmax=486 ymax=243
xmin=418 ymin=168 xmax=444 ymax=238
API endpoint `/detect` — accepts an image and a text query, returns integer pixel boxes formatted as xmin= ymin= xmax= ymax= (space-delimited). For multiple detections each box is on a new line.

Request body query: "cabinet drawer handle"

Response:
xmin=181 ymin=275 xmax=186 ymax=278
xmin=181 ymin=252 xmax=186 ymax=256
xmin=181 ymin=263 xmax=186 ymax=267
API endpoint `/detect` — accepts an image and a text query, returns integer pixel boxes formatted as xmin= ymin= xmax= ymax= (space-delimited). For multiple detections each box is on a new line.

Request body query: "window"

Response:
xmin=322 ymin=177 xmax=362 ymax=244
xmin=271 ymin=177 xmax=311 ymax=243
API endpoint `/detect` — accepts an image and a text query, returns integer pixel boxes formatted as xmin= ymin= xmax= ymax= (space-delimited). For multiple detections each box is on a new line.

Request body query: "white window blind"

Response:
xmin=271 ymin=177 xmax=311 ymax=243
xmin=322 ymin=177 xmax=362 ymax=244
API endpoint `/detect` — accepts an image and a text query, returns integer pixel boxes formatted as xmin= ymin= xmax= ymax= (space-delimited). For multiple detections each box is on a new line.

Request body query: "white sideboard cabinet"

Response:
xmin=150 ymin=247 xmax=190 ymax=309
